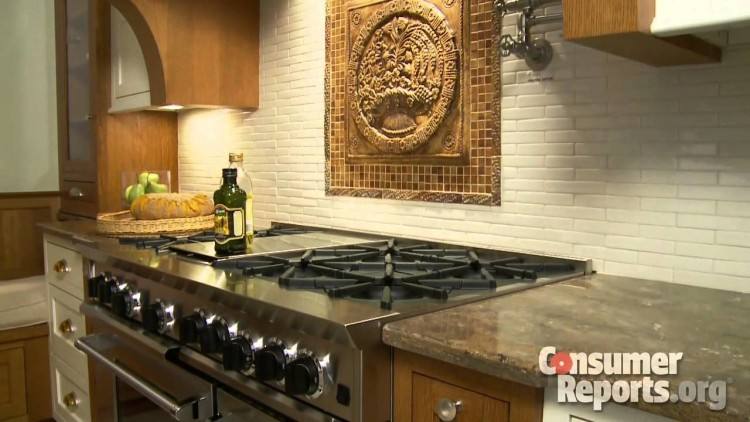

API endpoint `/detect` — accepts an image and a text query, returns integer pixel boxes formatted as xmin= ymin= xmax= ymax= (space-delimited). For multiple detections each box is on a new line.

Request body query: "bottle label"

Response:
xmin=214 ymin=204 xmax=246 ymax=244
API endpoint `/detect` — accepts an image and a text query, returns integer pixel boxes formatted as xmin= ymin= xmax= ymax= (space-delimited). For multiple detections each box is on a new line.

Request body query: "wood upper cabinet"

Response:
xmin=562 ymin=0 xmax=722 ymax=66
xmin=55 ymin=0 xmax=178 ymax=218
xmin=110 ymin=5 xmax=151 ymax=112
xmin=108 ymin=0 xmax=260 ymax=111
xmin=395 ymin=349 xmax=543 ymax=422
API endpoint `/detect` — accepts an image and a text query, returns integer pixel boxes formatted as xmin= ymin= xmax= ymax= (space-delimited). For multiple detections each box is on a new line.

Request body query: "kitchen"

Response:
xmin=0 ymin=0 xmax=748 ymax=421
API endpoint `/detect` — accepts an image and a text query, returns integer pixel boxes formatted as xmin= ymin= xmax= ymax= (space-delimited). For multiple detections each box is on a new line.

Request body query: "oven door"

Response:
xmin=76 ymin=304 xmax=215 ymax=421
xmin=215 ymin=388 xmax=292 ymax=421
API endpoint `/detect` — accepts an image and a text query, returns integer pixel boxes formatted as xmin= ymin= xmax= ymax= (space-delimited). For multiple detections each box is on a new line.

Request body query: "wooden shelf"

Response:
xmin=562 ymin=0 xmax=721 ymax=66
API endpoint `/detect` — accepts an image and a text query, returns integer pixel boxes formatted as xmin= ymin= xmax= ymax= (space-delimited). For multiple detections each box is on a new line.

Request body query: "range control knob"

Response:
xmin=97 ymin=276 xmax=120 ymax=304
xmin=87 ymin=274 xmax=106 ymax=299
xmin=284 ymin=355 xmax=322 ymax=396
xmin=111 ymin=285 xmax=144 ymax=318
xmin=142 ymin=301 xmax=175 ymax=334
xmin=199 ymin=319 xmax=231 ymax=353
xmin=254 ymin=344 xmax=287 ymax=381
xmin=222 ymin=337 xmax=254 ymax=371
xmin=179 ymin=313 xmax=207 ymax=344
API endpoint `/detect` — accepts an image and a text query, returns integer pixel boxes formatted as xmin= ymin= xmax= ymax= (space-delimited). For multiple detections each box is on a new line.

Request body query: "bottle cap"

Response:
xmin=229 ymin=152 xmax=244 ymax=163
xmin=222 ymin=168 xmax=238 ymax=178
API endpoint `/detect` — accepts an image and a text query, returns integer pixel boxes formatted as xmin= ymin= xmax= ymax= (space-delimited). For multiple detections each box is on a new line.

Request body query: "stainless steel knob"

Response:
xmin=435 ymin=398 xmax=463 ymax=421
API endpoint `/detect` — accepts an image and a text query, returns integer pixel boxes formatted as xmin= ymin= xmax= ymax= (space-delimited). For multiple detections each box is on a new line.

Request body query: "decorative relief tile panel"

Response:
xmin=325 ymin=0 xmax=501 ymax=205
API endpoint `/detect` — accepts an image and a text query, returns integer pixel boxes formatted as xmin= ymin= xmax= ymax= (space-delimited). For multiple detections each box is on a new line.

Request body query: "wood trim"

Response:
xmin=394 ymin=349 xmax=544 ymax=422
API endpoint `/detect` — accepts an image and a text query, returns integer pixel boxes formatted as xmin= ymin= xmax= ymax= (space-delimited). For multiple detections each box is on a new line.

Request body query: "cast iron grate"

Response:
xmin=214 ymin=239 xmax=575 ymax=309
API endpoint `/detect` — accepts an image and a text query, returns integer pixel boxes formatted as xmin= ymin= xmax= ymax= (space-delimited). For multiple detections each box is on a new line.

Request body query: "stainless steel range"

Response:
xmin=74 ymin=224 xmax=591 ymax=421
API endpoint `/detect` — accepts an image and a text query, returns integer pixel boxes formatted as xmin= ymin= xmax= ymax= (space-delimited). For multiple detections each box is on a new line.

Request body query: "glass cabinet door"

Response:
xmin=65 ymin=0 xmax=93 ymax=163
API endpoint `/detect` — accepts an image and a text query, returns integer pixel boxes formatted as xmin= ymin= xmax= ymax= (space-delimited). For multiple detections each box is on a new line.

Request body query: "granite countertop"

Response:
xmin=383 ymin=274 xmax=749 ymax=422
xmin=40 ymin=220 xmax=103 ymax=243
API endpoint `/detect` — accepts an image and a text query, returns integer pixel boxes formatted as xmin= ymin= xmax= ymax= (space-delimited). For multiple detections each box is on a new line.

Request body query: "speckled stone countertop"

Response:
xmin=40 ymin=220 xmax=103 ymax=242
xmin=383 ymin=274 xmax=749 ymax=422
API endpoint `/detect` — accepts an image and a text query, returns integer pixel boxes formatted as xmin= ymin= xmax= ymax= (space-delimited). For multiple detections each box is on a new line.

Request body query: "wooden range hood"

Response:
xmin=109 ymin=0 xmax=259 ymax=109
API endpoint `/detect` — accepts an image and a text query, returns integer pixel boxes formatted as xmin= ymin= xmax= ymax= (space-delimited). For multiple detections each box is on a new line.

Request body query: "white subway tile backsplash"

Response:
xmin=177 ymin=0 xmax=750 ymax=292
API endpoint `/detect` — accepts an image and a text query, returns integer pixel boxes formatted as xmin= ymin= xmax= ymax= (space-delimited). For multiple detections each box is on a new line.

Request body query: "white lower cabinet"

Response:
xmin=44 ymin=234 xmax=91 ymax=422
xmin=543 ymin=388 xmax=676 ymax=422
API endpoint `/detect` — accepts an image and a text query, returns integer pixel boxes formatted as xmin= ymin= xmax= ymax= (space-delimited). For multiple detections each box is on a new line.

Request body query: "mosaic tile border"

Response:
xmin=325 ymin=0 xmax=501 ymax=206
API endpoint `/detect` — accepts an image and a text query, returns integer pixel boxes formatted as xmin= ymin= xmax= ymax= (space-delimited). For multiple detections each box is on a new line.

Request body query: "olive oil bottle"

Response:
xmin=214 ymin=168 xmax=248 ymax=255
xmin=228 ymin=152 xmax=254 ymax=244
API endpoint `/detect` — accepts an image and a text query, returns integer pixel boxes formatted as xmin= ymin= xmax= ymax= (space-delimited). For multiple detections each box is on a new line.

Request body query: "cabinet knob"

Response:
xmin=68 ymin=187 xmax=86 ymax=198
xmin=59 ymin=318 xmax=75 ymax=335
xmin=63 ymin=391 xmax=79 ymax=410
xmin=435 ymin=398 xmax=463 ymax=421
xmin=54 ymin=259 xmax=71 ymax=273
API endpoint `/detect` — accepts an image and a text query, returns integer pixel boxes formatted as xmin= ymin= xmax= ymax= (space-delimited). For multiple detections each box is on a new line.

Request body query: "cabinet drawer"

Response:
xmin=61 ymin=181 xmax=97 ymax=217
xmin=49 ymin=285 xmax=88 ymax=383
xmin=46 ymin=241 xmax=85 ymax=300
xmin=412 ymin=373 xmax=509 ymax=422
xmin=52 ymin=355 xmax=91 ymax=422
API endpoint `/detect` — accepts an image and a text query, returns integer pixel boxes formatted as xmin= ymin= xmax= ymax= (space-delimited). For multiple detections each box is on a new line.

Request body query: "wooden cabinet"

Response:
xmin=108 ymin=0 xmax=260 ymax=111
xmin=55 ymin=0 xmax=178 ymax=218
xmin=394 ymin=350 xmax=543 ymax=422
xmin=562 ymin=0 xmax=722 ymax=67
xmin=0 ymin=324 xmax=51 ymax=422
xmin=0 ymin=193 xmax=60 ymax=280
xmin=109 ymin=5 xmax=151 ymax=113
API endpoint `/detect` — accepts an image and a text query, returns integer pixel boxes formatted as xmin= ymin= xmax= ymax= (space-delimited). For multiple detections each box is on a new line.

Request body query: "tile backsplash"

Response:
xmin=179 ymin=0 xmax=750 ymax=293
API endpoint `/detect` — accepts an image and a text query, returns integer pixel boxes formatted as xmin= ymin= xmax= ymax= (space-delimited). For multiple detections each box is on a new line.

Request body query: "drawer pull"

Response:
xmin=54 ymin=259 xmax=71 ymax=273
xmin=435 ymin=398 xmax=463 ymax=421
xmin=59 ymin=318 xmax=75 ymax=335
xmin=63 ymin=391 xmax=79 ymax=410
xmin=68 ymin=186 xmax=86 ymax=198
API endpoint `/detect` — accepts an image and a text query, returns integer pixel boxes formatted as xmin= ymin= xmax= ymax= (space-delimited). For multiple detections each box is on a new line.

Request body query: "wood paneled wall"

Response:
xmin=0 ymin=192 xmax=60 ymax=280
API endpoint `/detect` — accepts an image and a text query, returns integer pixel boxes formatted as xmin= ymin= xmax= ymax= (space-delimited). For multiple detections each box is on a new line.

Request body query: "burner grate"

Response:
xmin=209 ymin=239 xmax=575 ymax=309
xmin=118 ymin=231 xmax=216 ymax=254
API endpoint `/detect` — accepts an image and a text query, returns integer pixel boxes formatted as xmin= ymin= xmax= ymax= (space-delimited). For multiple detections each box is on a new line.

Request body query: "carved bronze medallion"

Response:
xmin=326 ymin=0 xmax=502 ymax=205
xmin=348 ymin=2 xmax=458 ymax=154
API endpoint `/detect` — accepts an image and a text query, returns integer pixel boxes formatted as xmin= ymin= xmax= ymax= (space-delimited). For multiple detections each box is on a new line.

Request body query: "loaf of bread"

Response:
xmin=130 ymin=193 xmax=214 ymax=220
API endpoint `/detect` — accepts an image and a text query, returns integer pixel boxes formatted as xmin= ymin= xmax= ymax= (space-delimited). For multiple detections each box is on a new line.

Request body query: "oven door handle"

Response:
xmin=75 ymin=335 xmax=212 ymax=421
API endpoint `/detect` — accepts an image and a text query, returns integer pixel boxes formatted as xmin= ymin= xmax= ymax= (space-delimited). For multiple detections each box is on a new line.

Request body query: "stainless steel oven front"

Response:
xmin=76 ymin=303 xmax=295 ymax=421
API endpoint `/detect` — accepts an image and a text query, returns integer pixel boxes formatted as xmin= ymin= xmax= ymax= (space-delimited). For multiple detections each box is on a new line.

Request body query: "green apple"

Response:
xmin=124 ymin=184 xmax=134 ymax=201
xmin=147 ymin=173 xmax=160 ymax=184
xmin=127 ymin=183 xmax=145 ymax=204
xmin=145 ymin=182 xmax=168 ymax=194
xmin=137 ymin=171 xmax=150 ymax=186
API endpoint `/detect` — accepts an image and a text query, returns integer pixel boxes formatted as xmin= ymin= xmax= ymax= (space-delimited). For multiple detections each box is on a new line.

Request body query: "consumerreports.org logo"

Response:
xmin=539 ymin=347 xmax=727 ymax=411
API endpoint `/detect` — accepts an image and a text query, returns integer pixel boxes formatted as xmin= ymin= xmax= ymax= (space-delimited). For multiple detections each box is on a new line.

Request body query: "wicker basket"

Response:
xmin=96 ymin=211 xmax=214 ymax=236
